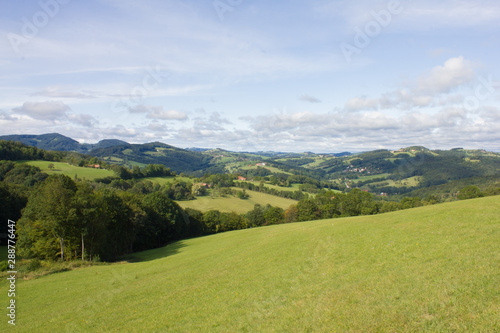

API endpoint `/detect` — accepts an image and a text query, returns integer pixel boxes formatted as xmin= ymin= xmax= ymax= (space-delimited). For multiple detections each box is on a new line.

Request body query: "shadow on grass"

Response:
xmin=119 ymin=240 xmax=188 ymax=263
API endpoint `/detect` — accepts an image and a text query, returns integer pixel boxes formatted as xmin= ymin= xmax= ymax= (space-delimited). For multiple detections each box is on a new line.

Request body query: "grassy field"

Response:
xmin=368 ymin=176 xmax=421 ymax=188
xmin=20 ymin=161 xmax=115 ymax=181
xmin=238 ymin=164 xmax=293 ymax=175
xmin=240 ymin=180 xmax=302 ymax=192
xmin=1 ymin=196 xmax=499 ymax=332
xmin=176 ymin=188 xmax=297 ymax=214
xmin=355 ymin=173 xmax=390 ymax=182
xmin=143 ymin=176 xmax=193 ymax=185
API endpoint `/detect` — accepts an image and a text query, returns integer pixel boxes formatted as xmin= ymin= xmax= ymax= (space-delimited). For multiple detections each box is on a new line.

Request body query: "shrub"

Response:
xmin=458 ymin=185 xmax=483 ymax=200
xmin=27 ymin=258 xmax=42 ymax=271
xmin=0 ymin=261 xmax=8 ymax=272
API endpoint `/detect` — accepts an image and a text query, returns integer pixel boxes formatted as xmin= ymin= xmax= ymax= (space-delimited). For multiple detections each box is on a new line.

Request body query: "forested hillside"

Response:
xmin=1 ymin=140 xmax=499 ymax=265
xmin=0 ymin=133 xmax=128 ymax=153
xmin=90 ymin=142 xmax=214 ymax=173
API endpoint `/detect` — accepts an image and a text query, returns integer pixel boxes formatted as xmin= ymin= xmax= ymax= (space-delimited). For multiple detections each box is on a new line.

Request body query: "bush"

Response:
xmin=27 ymin=258 xmax=42 ymax=271
xmin=458 ymin=185 xmax=483 ymax=200
xmin=0 ymin=261 xmax=8 ymax=272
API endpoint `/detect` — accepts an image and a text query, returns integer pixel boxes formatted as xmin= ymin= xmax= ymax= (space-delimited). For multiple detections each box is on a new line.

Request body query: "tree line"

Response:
xmin=2 ymin=140 xmax=499 ymax=263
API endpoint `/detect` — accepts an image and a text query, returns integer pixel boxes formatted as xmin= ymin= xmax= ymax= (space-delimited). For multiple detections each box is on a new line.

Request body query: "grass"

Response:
xmin=368 ymin=176 xmax=421 ymax=188
xmin=19 ymin=161 xmax=115 ymax=181
xmin=143 ymin=176 xmax=192 ymax=185
xmin=238 ymin=164 xmax=293 ymax=175
xmin=0 ymin=258 xmax=104 ymax=281
xmin=1 ymin=196 xmax=499 ymax=332
xmin=355 ymin=173 xmax=390 ymax=182
xmin=240 ymin=180 xmax=302 ymax=192
xmin=176 ymin=188 xmax=297 ymax=214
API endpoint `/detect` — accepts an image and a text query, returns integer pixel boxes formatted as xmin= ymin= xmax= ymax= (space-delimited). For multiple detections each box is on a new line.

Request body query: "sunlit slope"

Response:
xmin=176 ymin=188 xmax=298 ymax=213
xmin=20 ymin=160 xmax=115 ymax=180
xmin=3 ymin=196 xmax=499 ymax=332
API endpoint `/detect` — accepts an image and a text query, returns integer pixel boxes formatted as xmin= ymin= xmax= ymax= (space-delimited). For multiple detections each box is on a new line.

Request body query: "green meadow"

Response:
xmin=1 ymin=196 xmax=499 ymax=332
xmin=143 ymin=176 xmax=193 ymax=185
xmin=241 ymin=180 xmax=302 ymax=192
xmin=177 ymin=188 xmax=298 ymax=214
xmin=20 ymin=161 xmax=115 ymax=181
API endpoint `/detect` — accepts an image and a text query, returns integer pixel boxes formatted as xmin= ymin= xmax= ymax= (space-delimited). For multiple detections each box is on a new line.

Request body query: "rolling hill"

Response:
xmin=90 ymin=142 xmax=214 ymax=173
xmin=0 ymin=133 xmax=82 ymax=151
xmin=0 ymin=133 xmax=128 ymax=153
xmin=2 ymin=134 xmax=499 ymax=195
xmin=2 ymin=196 xmax=499 ymax=332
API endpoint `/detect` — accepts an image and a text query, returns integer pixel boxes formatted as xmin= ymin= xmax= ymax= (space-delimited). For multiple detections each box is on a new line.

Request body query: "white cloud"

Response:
xmin=12 ymin=101 xmax=70 ymax=121
xmin=315 ymin=0 xmax=500 ymax=30
xmin=299 ymin=94 xmax=322 ymax=103
xmin=402 ymin=1 xmax=500 ymax=28
xmin=67 ymin=113 xmax=99 ymax=127
xmin=105 ymin=125 xmax=138 ymax=138
xmin=128 ymin=105 xmax=150 ymax=114
xmin=343 ymin=57 xmax=477 ymax=111
xmin=145 ymin=107 xmax=188 ymax=121
xmin=416 ymin=56 xmax=475 ymax=94
xmin=345 ymin=96 xmax=379 ymax=111
xmin=127 ymin=104 xmax=188 ymax=120
xmin=32 ymin=86 xmax=96 ymax=99
xmin=238 ymin=105 xmax=500 ymax=151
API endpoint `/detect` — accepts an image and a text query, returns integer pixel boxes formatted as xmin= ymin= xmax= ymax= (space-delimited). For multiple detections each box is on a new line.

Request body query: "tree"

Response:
xmin=263 ymin=205 xmax=284 ymax=225
xmin=458 ymin=185 xmax=483 ymax=200
xmin=96 ymin=189 xmax=134 ymax=260
xmin=142 ymin=192 xmax=187 ymax=244
xmin=0 ymin=184 xmax=27 ymax=245
xmin=219 ymin=212 xmax=247 ymax=232
xmin=246 ymin=204 xmax=266 ymax=227
xmin=131 ymin=166 xmax=143 ymax=179
xmin=296 ymin=199 xmax=321 ymax=221
xmin=184 ymin=208 xmax=205 ymax=236
xmin=400 ymin=197 xmax=423 ymax=209
xmin=203 ymin=210 xmax=221 ymax=234
xmin=48 ymin=163 xmax=55 ymax=170
xmin=379 ymin=201 xmax=402 ymax=213
xmin=237 ymin=189 xmax=249 ymax=199
xmin=71 ymin=182 xmax=101 ymax=260
xmin=18 ymin=175 xmax=77 ymax=260
xmin=192 ymin=183 xmax=207 ymax=196
xmin=284 ymin=205 xmax=298 ymax=224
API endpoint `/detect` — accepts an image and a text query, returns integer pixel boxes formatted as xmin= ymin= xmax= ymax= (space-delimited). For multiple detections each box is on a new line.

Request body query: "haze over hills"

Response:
xmin=1 ymin=132 xmax=496 ymax=156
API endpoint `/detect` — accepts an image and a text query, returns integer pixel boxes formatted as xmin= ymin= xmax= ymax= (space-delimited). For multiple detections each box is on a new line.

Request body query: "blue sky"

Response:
xmin=1 ymin=0 xmax=499 ymax=152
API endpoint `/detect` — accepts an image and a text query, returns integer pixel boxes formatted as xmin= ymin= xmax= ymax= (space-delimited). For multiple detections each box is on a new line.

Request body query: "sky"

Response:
xmin=0 ymin=0 xmax=499 ymax=153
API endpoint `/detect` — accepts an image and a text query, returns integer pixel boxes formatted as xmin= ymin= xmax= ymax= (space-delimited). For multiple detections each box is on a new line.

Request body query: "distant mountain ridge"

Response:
xmin=0 ymin=133 xmax=216 ymax=173
xmin=0 ymin=133 xmax=129 ymax=153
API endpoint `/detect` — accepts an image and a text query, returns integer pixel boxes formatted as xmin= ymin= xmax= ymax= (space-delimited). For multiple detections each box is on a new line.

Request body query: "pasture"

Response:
xmin=176 ymin=188 xmax=297 ymax=214
xmin=1 ymin=196 xmax=499 ymax=332
xmin=19 ymin=161 xmax=115 ymax=181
